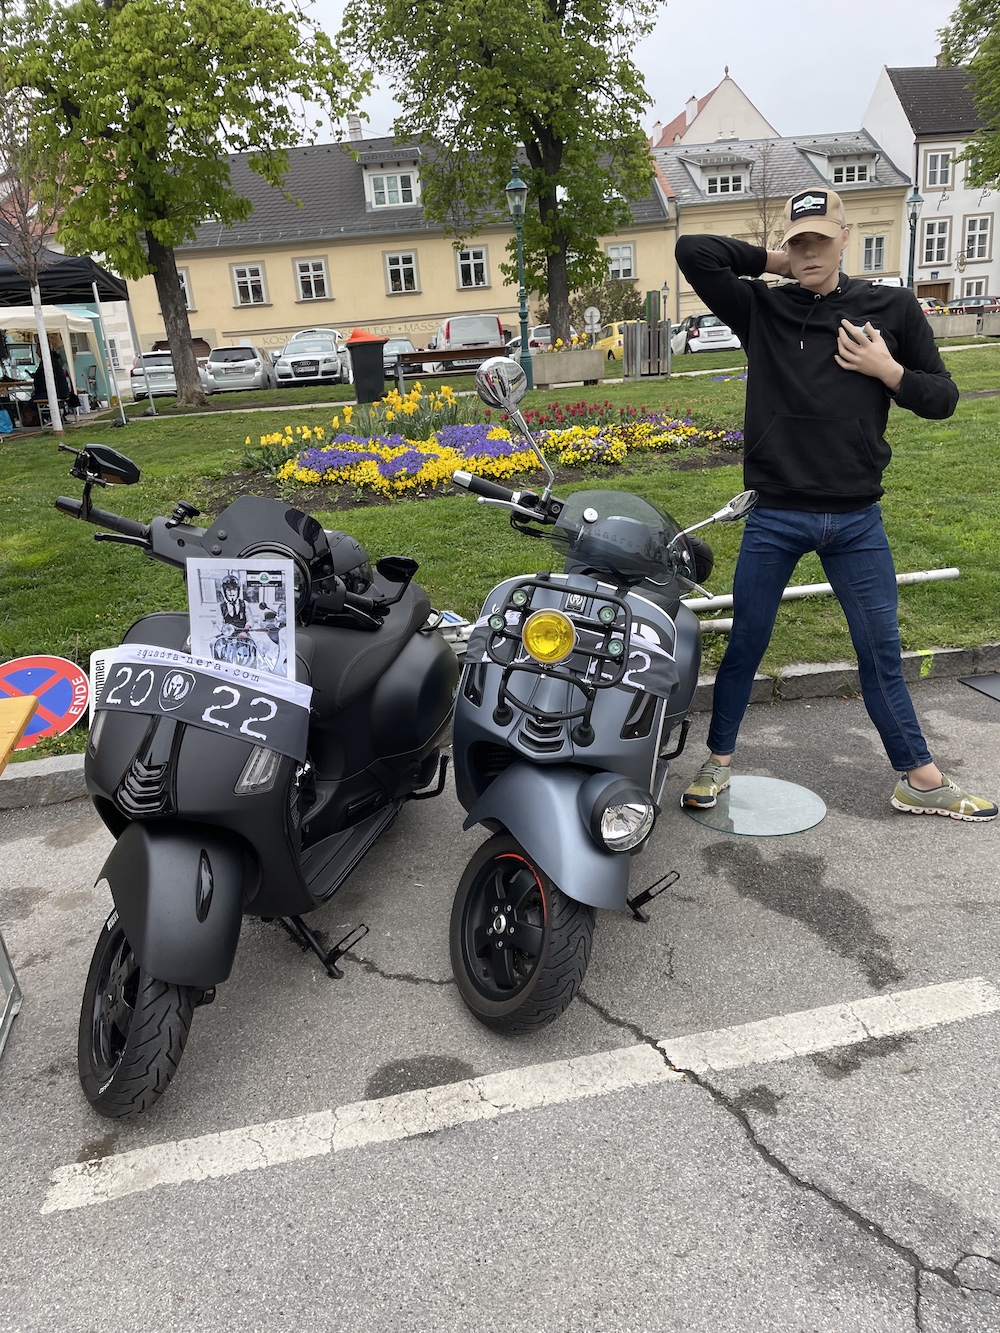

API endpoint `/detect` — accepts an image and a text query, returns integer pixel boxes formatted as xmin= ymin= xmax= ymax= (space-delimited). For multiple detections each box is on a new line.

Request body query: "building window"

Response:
xmin=965 ymin=216 xmax=991 ymax=260
xmin=963 ymin=278 xmax=986 ymax=296
xmin=922 ymin=218 xmax=950 ymax=265
xmin=925 ymin=151 xmax=952 ymax=188
xmin=372 ymin=173 xmax=414 ymax=207
xmin=457 ymin=247 xmax=488 ymax=288
xmin=176 ymin=268 xmax=193 ymax=310
xmin=706 ymin=174 xmax=743 ymax=194
xmin=232 ymin=263 xmax=267 ymax=306
xmin=295 ymin=258 xmax=329 ymax=300
xmin=862 ymin=235 xmax=886 ymax=272
xmin=385 ymin=251 xmax=418 ymax=293
xmin=833 ymin=163 xmax=869 ymax=184
xmin=107 ymin=337 xmax=120 ymax=369
xmin=607 ymin=243 xmax=634 ymax=279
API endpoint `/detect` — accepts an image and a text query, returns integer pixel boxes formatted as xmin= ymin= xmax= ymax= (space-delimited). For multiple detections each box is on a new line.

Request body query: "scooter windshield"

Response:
xmin=549 ymin=489 xmax=683 ymax=584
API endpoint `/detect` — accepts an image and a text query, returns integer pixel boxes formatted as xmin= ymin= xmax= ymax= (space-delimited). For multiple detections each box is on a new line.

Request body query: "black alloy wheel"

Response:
xmin=449 ymin=833 xmax=595 ymax=1033
xmin=78 ymin=912 xmax=196 ymax=1119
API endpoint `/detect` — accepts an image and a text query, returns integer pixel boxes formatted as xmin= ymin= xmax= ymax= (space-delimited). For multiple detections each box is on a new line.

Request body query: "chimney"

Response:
xmin=650 ymin=120 xmax=663 ymax=145
xmin=685 ymin=95 xmax=698 ymax=128
xmin=347 ymin=114 xmax=364 ymax=142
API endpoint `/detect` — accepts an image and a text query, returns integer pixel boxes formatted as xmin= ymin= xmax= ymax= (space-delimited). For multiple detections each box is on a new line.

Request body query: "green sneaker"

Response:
xmin=890 ymin=775 xmax=998 ymax=822
xmin=681 ymin=759 xmax=732 ymax=809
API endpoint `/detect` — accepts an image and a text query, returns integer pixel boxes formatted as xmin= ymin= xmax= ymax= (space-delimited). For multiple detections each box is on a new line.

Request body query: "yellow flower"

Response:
xmin=343 ymin=405 xmax=353 ymax=423
xmin=332 ymin=416 xmax=339 ymax=429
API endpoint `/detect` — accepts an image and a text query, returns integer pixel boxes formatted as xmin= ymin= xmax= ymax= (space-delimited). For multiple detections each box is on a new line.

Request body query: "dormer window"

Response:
xmin=832 ymin=162 xmax=869 ymax=184
xmin=371 ymin=172 xmax=415 ymax=207
xmin=706 ymin=173 xmax=743 ymax=194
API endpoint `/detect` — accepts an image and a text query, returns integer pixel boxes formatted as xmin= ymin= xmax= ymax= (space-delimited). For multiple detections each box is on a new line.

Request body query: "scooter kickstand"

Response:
xmin=627 ymin=869 xmax=680 ymax=923
xmin=278 ymin=916 xmax=370 ymax=979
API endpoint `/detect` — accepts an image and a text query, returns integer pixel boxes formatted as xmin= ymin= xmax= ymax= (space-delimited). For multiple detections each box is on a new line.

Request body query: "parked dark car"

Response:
xmin=946 ymin=295 xmax=1000 ymax=316
xmin=383 ymin=337 xmax=416 ymax=378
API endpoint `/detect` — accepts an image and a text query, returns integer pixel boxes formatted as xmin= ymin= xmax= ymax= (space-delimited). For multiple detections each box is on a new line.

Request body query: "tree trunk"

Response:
xmin=30 ymin=282 xmax=63 ymax=435
xmin=545 ymin=242 xmax=571 ymax=345
xmin=145 ymin=231 xmax=207 ymax=408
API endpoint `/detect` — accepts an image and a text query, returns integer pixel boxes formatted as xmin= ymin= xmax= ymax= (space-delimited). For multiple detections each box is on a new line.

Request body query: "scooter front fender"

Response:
xmin=97 ymin=822 xmax=252 ymax=988
xmin=463 ymin=763 xmax=632 ymax=911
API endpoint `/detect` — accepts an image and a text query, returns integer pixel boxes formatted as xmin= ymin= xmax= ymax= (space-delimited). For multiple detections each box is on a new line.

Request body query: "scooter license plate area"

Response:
xmin=92 ymin=645 xmax=312 ymax=761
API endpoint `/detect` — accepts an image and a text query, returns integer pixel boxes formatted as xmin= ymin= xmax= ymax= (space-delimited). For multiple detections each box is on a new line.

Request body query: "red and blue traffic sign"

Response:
xmin=0 ymin=655 xmax=90 ymax=750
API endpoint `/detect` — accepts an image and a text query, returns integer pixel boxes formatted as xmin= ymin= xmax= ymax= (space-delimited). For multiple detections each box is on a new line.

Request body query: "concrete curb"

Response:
xmin=3 ymin=644 xmax=998 ymax=809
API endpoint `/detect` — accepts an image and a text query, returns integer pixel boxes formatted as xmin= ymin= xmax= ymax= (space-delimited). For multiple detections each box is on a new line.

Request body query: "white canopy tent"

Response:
xmin=0 ymin=303 xmax=99 ymax=364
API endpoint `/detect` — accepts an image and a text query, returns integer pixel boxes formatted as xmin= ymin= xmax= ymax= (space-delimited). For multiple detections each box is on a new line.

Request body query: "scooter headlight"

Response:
xmin=584 ymin=777 xmax=656 ymax=852
xmin=598 ymin=799 xmax=656 ymax=851
xmin=522 ymin=609 xmax=576 ymax=664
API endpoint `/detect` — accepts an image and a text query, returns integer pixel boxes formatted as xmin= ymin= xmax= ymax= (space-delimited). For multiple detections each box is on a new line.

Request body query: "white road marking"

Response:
xmin=43 ymin=977 xmax=1000 ymax=1213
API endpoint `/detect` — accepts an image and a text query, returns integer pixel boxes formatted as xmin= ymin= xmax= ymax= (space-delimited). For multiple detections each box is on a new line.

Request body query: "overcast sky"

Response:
xmin=311 ymin=0 xmax=959 ymax=141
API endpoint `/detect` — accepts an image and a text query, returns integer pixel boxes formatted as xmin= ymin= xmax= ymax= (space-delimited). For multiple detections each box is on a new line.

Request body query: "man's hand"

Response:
xmin=764 ymin=250 xmax=791 ymax=278
xmin=834 ymin=320 xmax=904 ymax=393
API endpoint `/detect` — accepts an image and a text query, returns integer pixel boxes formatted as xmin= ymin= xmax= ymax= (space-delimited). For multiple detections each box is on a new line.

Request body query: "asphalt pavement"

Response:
xmin=2 ymin=675 xmax=1000 ymax=1332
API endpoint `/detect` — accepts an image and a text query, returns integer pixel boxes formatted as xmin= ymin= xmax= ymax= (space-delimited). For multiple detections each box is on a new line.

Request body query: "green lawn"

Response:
xmin=4 ymin=341 xmax=999 ymax=759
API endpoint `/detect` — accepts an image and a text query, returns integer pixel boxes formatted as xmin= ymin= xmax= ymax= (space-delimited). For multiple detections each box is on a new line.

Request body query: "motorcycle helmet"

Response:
xmin=325 ymin=529 xmax=374 ymax=595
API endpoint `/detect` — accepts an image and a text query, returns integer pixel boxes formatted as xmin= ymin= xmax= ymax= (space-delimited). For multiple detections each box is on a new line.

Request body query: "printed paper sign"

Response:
xmin=91 ymin=645 xmax=312 ymax=761
xmin=186 ymin=559 xmax=296 ymax=680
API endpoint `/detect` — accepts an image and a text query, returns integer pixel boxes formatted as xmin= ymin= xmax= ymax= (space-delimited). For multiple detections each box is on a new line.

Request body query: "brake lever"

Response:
xmin=94 ymin=532 xmax=152 ymax=549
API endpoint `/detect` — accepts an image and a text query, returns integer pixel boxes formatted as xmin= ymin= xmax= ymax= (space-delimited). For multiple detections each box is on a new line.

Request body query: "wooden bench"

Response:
xmin=0 ymin=696 xmax=37 ymax=771
xmin=391 ymin=345 xmax=508 ymax=393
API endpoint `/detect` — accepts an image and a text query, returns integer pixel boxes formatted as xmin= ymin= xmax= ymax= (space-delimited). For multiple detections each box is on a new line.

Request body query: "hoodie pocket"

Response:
xmin=744 ymin=416 xmax=889 ymax=502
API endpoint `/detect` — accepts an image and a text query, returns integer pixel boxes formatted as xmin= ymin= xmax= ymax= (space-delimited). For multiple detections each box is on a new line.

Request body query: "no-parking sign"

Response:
xmin=0 ymin=655 xmax=90 ymax=750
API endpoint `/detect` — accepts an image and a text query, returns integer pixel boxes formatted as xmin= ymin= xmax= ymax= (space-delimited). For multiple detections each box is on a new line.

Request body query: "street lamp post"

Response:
xmin=906 ymin=187 xmax=924 ymax=290
xmin=505 ymin=164 xmax=533 ymax=389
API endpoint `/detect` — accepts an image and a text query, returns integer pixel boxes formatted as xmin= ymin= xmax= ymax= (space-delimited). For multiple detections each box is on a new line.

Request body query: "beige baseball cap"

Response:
xmin=780 ymin=188 xmax=846 ymax=245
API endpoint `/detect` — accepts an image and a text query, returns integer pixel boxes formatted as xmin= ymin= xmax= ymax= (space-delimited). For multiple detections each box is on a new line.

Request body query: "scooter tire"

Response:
xmin=78 ymin=911 xmax=196 ymax=1119
xmin=449 ymin=833 xmax=595 ymax=1033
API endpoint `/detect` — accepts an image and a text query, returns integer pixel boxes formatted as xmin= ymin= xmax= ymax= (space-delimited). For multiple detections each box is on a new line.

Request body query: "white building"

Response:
xmin=863 ymin=65 xmax=995 ymax=302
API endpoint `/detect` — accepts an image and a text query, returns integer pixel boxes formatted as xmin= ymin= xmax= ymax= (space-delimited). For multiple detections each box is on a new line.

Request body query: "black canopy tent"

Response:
xmin=0 ymin=248 xmax=129 ymax=424
xmin=0 ymin=248 xmax=128 ymax=305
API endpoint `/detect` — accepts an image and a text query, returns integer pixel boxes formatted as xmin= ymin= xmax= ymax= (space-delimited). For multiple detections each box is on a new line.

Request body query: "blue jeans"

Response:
xmin=707 ymin=505 xmax=932 ymax=772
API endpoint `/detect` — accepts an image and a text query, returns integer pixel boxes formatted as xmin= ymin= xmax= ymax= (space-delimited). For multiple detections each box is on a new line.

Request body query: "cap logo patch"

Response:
xmin=790 ymin=192 xmax=828 ymax=218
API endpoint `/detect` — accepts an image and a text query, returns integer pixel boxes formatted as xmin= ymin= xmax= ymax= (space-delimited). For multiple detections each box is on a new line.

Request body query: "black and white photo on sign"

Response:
xmin=186 ymin=559 xmax=296 ymax=680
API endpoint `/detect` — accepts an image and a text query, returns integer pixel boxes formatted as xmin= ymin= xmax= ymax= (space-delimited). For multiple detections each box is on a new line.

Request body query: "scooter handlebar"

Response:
xmin=55 ymin=496 xmax=151 ymax=541
xmin=452 ymin=471 xmax=516 ymax=504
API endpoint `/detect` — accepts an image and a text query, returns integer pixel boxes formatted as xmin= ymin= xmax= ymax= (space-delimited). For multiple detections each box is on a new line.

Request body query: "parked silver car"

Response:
xmin=273 ymin=332 xmax=348 ymax=386
xmin=130 ymin=352 xmax=210 ymax=401
xmin=202 ymin=345 xmax=277 ymax=394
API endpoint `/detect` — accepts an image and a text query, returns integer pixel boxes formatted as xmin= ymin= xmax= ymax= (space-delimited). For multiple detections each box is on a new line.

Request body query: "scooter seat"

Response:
xmin=302 ymin=577 xmax=431 ymax=713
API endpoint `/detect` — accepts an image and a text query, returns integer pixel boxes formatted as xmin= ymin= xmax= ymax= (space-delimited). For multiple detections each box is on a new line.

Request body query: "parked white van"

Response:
xmin=429 ymin=314 xmax=506 ymax=370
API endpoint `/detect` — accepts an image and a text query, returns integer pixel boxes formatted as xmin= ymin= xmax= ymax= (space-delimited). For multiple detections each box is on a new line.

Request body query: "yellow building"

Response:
xmin=654 ymin=132 xmax=912 ymax=324
xmin=126 ymin=135 xmax=675 ymax=356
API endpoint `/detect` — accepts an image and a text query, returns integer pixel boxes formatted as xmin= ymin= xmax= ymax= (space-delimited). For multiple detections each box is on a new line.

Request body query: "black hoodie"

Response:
xmin=674 ymin=235 xmax=959 ymax=512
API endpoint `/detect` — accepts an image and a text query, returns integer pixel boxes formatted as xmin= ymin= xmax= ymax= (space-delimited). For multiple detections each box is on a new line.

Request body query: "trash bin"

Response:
xmin=345 ymin=329 xmax=388 ymax=404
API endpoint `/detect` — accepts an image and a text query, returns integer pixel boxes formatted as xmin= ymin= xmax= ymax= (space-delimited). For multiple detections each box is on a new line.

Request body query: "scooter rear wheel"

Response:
xmin=78 ymin=911 xmax=196 ymax=1119
xmin=450 ymin=833 xmax=595 ymax=1033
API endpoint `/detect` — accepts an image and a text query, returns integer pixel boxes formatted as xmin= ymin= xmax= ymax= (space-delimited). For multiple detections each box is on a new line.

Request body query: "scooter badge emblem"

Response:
xmin=159 ymin=670 xmax=196 ymax=710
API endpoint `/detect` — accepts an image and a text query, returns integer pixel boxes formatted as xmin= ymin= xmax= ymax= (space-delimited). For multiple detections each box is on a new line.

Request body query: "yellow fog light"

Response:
xmin=522 ymin=609 xmax=576 ymax=664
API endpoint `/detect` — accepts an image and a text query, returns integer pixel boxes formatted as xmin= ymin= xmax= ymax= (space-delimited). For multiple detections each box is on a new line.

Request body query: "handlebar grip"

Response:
xmin=55 ymin=496 xmax=151 ymax=541
xmin=343 ymin=589 xmax=378 ymax=614
xmin=452 ymin=471 xmax=515 ymax=503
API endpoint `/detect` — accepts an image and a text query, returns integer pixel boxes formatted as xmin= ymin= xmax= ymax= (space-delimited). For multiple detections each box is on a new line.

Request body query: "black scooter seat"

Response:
xmin=303 ymin=577 xmax=431 ymax=713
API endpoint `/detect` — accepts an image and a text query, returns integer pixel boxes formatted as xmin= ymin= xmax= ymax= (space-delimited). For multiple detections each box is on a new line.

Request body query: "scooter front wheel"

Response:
xmin=450 ymin=833 xmax=595 ymax=1033
xmin=78 ymin=912 xmax=196 ymax=1119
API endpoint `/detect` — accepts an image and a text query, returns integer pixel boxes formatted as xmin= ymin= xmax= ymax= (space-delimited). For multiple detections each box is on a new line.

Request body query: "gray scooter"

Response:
xmin=449 ymin=357 xmax=756 ymax=1032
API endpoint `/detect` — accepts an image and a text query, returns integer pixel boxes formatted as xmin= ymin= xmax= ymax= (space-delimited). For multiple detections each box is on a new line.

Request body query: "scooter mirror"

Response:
xmin=712 ymin=489 xmax=758 ymax=523
xmin=376 ymin=555 xmax=418 ymax=584
xmin=77 ymin=445 xmax=141 ymax=486
xmin=475 ymin=357 xmax=528 ymax=411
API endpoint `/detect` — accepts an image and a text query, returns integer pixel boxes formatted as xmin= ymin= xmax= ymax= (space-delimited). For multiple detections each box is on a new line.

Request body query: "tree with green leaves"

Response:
xmin=337 ymin=0 xmax=663 ymax=344
xmin=6 ymin=0 xmax=367 ymax=405
xmin=937 ymin=0 xmax=1000 ymax=187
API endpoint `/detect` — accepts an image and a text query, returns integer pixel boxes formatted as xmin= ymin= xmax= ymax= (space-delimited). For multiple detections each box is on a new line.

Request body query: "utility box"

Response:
xmin=623 ymin=320 xmax=672 ymax=378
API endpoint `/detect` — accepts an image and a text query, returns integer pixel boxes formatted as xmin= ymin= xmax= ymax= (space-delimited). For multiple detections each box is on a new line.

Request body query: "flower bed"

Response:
xmin=245 ymin=385 xmax=743 ymax=499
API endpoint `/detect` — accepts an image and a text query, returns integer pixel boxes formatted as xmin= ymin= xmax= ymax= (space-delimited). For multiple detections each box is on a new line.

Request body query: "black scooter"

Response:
xmin=57 ymin=444 xmax=458 ymax=1118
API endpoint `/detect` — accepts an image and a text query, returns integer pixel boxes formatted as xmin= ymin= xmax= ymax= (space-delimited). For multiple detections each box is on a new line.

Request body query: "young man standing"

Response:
xmin=674 ymin=188 xmax=996 ymax=822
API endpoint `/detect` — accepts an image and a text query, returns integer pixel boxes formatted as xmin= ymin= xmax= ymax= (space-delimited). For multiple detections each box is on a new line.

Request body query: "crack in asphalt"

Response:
xmin=574 ymin=991 xmax=999 ymax=1328
xmin=345 ymin=954 xmax=454 ymax=988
